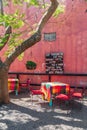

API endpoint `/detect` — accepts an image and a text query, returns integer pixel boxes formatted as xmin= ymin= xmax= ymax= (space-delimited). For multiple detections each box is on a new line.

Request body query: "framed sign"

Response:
xmin=45 ymin=52 xmax=64 ymax=74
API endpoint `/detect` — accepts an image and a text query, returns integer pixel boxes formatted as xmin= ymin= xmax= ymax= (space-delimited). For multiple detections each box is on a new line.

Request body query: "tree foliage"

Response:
xmin=0 ymin=0 xmax=64 ymax=60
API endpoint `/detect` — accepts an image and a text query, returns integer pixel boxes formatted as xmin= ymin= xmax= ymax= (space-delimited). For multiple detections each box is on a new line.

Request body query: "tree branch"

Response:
xmin=0 ymin=26 xmax=12 ymax=51
xmin=36 ymin=0 xmax=59 ymax=32
xmin=5 ymin=0 xmax=59 ymax=67
xmin=0 ymin=0 xmax=4 ymax=15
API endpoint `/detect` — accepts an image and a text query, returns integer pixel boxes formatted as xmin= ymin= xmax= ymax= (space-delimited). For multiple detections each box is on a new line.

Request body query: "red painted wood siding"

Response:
xmin=1 ymin=0 xmax=87 ymax=86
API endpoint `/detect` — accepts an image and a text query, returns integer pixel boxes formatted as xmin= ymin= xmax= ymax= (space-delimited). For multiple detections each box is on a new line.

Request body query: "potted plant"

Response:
xmin=26 ymin=61 xmax=37 ymax=70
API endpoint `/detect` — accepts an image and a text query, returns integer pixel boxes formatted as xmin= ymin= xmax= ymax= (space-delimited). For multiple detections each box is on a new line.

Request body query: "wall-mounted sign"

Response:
xmin=45 ymin=52 xmax=64 ymax=74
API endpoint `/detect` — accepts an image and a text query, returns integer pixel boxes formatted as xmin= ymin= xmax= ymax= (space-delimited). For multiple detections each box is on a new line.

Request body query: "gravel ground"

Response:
xmin=0 ymin=92 xmax=87 ymax=130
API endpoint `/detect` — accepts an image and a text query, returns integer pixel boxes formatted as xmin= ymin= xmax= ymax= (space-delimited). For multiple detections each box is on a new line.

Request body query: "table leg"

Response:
xmin=15 ymin=90 xmax=18 ymax=96
xmin=49 ymin=99 xmax=52 ymax=106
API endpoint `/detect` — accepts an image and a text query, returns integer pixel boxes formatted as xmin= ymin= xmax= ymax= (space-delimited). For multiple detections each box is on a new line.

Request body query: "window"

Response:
xmin=44 ymin=32 xmax=56 ymax=41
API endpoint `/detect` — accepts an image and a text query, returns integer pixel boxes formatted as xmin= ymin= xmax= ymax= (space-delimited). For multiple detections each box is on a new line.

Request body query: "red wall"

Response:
xmin=1 ymin=0 xmax=87 ymax=86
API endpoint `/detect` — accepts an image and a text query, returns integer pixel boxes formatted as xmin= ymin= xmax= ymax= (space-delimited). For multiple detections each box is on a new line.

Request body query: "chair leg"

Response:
xmin=71 ymin=97 xmax=83 ymax=110
xmin=31 ymin=94 xmax=33 ymax=104
xmin=29 ymin=91 xmax=33 ymax=104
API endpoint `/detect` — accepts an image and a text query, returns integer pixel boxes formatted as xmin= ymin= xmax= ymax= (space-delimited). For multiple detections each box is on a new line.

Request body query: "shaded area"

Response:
xmin=0 ymin=92 xmax=87 ymax=130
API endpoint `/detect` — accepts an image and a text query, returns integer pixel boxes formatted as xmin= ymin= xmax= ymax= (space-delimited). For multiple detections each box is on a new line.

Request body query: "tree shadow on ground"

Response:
xmin=0 ymin=93 xmax=87 ymax=130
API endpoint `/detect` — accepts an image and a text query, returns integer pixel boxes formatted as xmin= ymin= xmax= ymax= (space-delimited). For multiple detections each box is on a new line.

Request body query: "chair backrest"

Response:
xmin=27 ymin=78 xmax=33 ymax=91
xmin=60 ymin=86 xmax=67 ymax=95
xmin=80 ymin=81 xmax=87 ymax=95
xmin=72 ymin=81 xmax=87 ymax=96
xmin=27 ymin=78 xmax=30 ymax=85
xmin=26 ymin=78 xmax=31 ymax=87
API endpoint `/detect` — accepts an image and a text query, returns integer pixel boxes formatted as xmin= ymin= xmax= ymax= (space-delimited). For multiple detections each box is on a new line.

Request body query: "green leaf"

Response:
xmin=17 ymin=53 xmax=24 ymax=61
xmin=53 ymin=5 xmax=65 ymax=17
xmin=0 ymin=43 xmax=3 ymax=46
xmin=0 ymin=34 xmax=9 ymax=45
xmin=26 ymin=0 xmax=39 ymax=7
xmin=12 ymin=0 xmax=24 ymax=5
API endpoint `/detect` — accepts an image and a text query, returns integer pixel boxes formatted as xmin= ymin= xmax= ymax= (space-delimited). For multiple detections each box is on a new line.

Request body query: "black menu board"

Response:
xmin=45 ymin=52 xmax=64 ymax=74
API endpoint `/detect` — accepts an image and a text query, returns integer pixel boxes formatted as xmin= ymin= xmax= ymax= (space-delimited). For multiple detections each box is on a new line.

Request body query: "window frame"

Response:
xmin=44 ymin=32 xmax=56 ymax=42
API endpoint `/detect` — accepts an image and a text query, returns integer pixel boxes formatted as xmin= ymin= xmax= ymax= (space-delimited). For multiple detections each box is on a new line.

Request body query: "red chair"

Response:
xmin=55 ymin=86 xmax=71 ymax=105
xmin=68 ymin=86 xmax=86 ymax=110
xmin=30 ymin=89 xmax=44 ymax=96
xmin=55 ymin=92 xmax=71 ymax=114
xmin=55 ymin=94 xmax=71 ymax=107
xmin=29 ymin=86 xmax=45 ymax=103
xmin=56 ymin=94 xmax=70 ymax=101
xmin=19 ymin=78 xmax=30 ymax=92
xmin=71 ymin=86 xmax=86 ymax=101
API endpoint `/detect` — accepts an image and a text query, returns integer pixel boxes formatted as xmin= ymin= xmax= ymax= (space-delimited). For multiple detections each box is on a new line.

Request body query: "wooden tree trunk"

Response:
xmin=0 ymin=66 xmax=10 ymax=103
xmin=0 ymin=0 xmax=58 ymax=104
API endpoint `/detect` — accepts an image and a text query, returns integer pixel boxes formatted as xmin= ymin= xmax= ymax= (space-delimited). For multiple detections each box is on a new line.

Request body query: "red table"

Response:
xmin=41 ymin=82 xmax=70 ymax=106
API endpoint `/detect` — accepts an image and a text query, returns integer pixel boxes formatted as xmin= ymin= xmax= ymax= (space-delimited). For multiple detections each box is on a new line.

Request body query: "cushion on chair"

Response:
xmin=56 ymin=94 xmax=69 ymax=100
xmin=72 ymin=92 xmax=82 ymax=98
xmin=20 ymin=84 xmax=27 ymax=87
xmin=31 ymin=90 xmax=44 ymax=95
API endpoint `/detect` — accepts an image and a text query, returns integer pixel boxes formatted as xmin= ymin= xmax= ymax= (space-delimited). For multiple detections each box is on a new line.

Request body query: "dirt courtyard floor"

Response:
xmin=0 ymin=92 xmax=87 ymax=130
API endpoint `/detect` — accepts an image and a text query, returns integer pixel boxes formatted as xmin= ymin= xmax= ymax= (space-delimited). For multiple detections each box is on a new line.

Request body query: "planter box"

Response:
xmin=26 ymin=65 xmax=36 ymax=70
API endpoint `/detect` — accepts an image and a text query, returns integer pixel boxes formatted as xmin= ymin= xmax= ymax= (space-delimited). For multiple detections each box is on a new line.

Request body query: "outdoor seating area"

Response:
xmin=1 ymin=0 xmax=87 ymax=129
xmin=8 ymin=77 xmax=87 ymax=109
xmin=5 ymin=74 xmax=87 ymax=130
xmin=3 ymin=74 xmax=87 ymax=130
xmin=0 ymin=90 xmax=87 ymax=130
